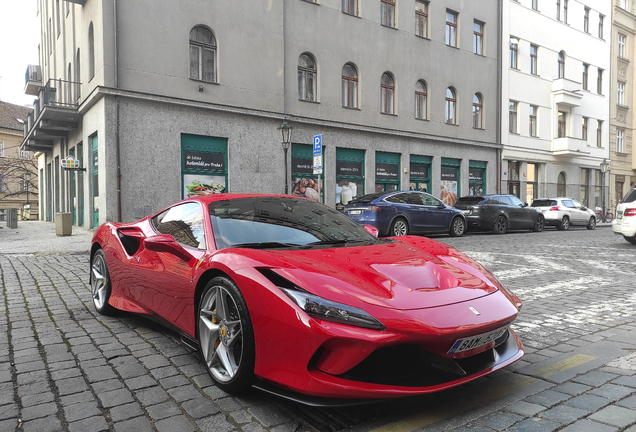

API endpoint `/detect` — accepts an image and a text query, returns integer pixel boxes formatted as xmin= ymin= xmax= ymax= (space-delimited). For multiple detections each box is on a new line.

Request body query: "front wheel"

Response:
xmin=586 ymin=217 xmax=596 ymax=230
xmin=198 ymin=276 xmax=255 ymax=393
xmin=533 ymin=215 xmax=545 ymax=232
xmin=557 ymin=216 xmax=570 ymax=231
xmin=605 ymin=213 xmax=614 ymax=223
xmin=624 ymin=235 xmax=636 ymax=245
xmin=492 ymin=215 xmax=507 ymax=235
xmin=391 ymin=218 xmax=409 ymax=236
xmin=449 ymin=217 xmax=466 ymax=237
xmin=91 ymin=249 xmax=115 ymax=315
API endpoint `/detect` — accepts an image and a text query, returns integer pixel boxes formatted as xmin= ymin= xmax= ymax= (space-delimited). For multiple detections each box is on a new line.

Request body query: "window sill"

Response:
xmin=446 ymin=44 xmax=460 ymax=49
xmin=342 ymin=11 xmax=360 ymax=18
xmin=342 ymin=106 xmax=360 ymax=111
xmin=473 ymin=127 xmax=485 ymax=130
xmin=415 ymin=117 xmax=429 ymax=122
xmin=445 ymin=122 xmax=459 ymax=126
xmin=416 ymin=34 xmax=430 ymax=40
xmin=509 ymin=132 xmax=519 ymax=135
xmin=381 ymin=112 xmax=397 ymax=116
xmin=190 ymin=78 xmax=219 ymax=85
xmin=616 ymin=152 xmax=629 ymax=156
xmin=618 ymin=56 xmax=630 ymax=63
xmin=299 ymin=99 xmax=320 ymax=104
xmin=381 ymin=24 xmax=398 ymax=30
xmin=617 ymin=104 xmax=630 ymax=110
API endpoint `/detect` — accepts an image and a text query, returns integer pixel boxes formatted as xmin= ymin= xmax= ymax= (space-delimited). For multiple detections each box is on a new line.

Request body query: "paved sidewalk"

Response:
xmin=0 ymin=221 xmax=93 ymax=255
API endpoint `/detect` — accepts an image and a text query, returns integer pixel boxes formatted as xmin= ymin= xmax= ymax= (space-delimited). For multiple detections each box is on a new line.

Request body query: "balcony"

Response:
xmin=553 ymin=137 xmax=590 ymax=156
xmin=24 ymin=65 xmax=42 ymax=96
xmin=552 ymin=78 xmax=583 ymax=107
xmin=21 ymin=79 xmax=81 ymax=153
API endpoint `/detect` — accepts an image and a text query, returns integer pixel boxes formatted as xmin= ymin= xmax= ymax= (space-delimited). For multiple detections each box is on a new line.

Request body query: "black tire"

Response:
xmin=449 ymin=216 xmax=466 ymax=237
xmin=624 ymin=235 xmax=636 ymax=245
xmin=90 ymin=249 xmax=116 ymax=315
xmin=492 ymin=215 xmax=507 ymax=235
xmin=197 ymin=276 xmax=255 ymax=393
xmin=391 ymin=218 xmax=409 ymax=236
xmin=533 ymin=214 xmax=545 ymax=232
xmin=557 ymin=216 xmax=570 ymax=231
xmin=586 ymin=217 xmax=596 ymax=230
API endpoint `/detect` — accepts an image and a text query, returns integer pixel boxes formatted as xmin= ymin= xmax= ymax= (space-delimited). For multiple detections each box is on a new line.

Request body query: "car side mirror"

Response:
xmin=363 ymin=225 xmax=379 ymax=238
xmin=144 ymin=234 xmax=192 ymax=261
xmin=523 ymin=202 xmax=528 ymax=207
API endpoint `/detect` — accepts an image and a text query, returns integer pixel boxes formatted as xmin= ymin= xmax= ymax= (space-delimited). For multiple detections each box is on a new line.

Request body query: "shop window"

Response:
xmin=181 ymin=134 xmax=228 ymax=201
xmin=336 ymin=148 xmax=365 ymax=211
xmin=580 ymin=168 xmax=589 ymax=206
xmin=375 ymin=152 xmax=400 ymax=193
xmin=291 ymin=143 xmax=324 ymax=202
xmin=469 ymin=161 xmax=487 ymax=196
xmin=508 ymin=161 xmax=520 ymax=197
xmin=526 ymin=163 xmax=537 ymax=205
xmin=441 ymin=158 xmax=460 ymax=205
xmin=410 ymin=155 xmax=431 ymax=192
xmin=557 ymin=171 xmax=567 ymax=197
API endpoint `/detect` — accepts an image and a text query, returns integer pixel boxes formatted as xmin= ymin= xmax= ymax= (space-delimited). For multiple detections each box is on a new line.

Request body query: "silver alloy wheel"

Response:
xmin=392 ymin=219 xmax=408 ymax=236
xmin=561 ymin=217 xmax=569 ymax=230
xmin=91 ymin=254 xmax=108 ymax=310
xmin=451 ymin=217 xmax=465 ymax=236
xmin=198 ymin=285 xmax=243 ymax=383
xmin=587 ymin=217 xmax=596 ymax=230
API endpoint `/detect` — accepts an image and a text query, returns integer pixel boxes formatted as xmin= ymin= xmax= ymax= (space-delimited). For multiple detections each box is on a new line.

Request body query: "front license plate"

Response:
xmin=447 ymin=326 xmax=509 ymax=354
xmin=349 ymin=210 xmax=362 ymax=215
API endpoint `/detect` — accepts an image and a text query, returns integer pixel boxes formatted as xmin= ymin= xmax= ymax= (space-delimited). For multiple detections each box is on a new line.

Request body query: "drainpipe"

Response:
xmin=114 ymin=0 xmax=122 ymax=222
xmin=496 ymin=0 xmax=502 ymax=194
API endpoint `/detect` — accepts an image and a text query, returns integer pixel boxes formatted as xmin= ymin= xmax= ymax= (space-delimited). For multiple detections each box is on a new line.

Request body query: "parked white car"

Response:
xmin=530 ymin=198 xmax=596 ymax=230
xmin=613 ymin=188 xmax=636 ymax=244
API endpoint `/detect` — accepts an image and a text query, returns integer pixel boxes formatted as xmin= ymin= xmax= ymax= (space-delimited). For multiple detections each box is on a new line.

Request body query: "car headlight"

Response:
xmin=280 ymin=287 xmax=386 ymax=331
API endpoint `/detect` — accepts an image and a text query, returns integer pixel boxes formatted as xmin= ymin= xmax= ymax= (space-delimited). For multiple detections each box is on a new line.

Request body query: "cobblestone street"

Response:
xmin=1 ymin=223 xmax=636 ymax=431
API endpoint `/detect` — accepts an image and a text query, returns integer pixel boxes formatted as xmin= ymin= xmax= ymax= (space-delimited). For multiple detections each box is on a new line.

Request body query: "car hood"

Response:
xmin=228 ymin=236 xmax=499 ymax=311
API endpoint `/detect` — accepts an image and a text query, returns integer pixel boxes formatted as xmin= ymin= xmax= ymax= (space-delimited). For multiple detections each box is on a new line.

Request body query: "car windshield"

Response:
xmin=622 ymin=189 xmax=636 ymax=203
xmin=347 ymin=192 xmax=387 ymax=205
xmin=531 ymin=200 xmax=557 ymax=207
xmin=209 ymin=197 xmax=383 ymax=249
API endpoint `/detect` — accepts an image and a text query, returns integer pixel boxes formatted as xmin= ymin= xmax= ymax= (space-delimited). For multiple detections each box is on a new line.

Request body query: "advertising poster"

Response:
xmin=440 ymin=168 xmax=458 ymax=206
xmin=183 ymin=174 xmax=226 ymax=198
xmin=291 ymin=178 xmax=322 ymax=202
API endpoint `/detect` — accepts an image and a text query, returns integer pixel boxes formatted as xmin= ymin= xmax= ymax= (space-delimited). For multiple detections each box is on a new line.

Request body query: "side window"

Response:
xmin=153 ymin=203 xmax=206 ymax=249
xmin=562 ymin=200 xmax=575 ymax=208
xmin=484 ymin=198 xmax=500 ymax=205
xmin=509 ymin=196 xmax=524 ymax=207
xmin=386 ymin=193 xmax=409 ymax=204
xmin=404 ymin=193 xmax=424 ymax=205
xmin=421 ymin=193 xmax=442 ymax=206
xmin=497 ymin=196 xmax=513 ymax=205
xmin=572 ymin=200 xmax=584 ymax=208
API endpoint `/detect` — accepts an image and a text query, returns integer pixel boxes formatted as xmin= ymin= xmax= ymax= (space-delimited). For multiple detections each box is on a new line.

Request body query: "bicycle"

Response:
xmin=595 ymin=207 xmax=614 ymax=223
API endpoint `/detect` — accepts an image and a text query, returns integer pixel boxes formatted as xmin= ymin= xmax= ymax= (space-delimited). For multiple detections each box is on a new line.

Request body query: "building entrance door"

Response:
xmin=91 ymin=135 xmax=99 ymax=228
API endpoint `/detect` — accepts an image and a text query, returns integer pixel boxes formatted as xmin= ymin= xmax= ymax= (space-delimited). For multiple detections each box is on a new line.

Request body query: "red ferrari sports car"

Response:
xmin=90 ymin=194 xmax=524 ymax=403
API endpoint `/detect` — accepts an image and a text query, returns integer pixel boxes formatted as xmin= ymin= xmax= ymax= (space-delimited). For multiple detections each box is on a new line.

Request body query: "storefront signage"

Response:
xmin=469 ymin=169 xmax=483 ymax=182
xmin=410 ymin=164 xmax=428 ymax=178
xmin=376 ymin=163 xmax=399 ymax=179
xmin=441 ymin=168 xmax=457 ymax=181
xmin=336 ymin=160 xmax=362 ymax=176
xmin=616 ymin=175 xmax=626 ymax=182
xmin=292 ymin=157 xmax=313 ymax=174
xmin=61 ymin=155 xmax=86 ymax=171
xmin=183 ymin=151 xmax=225 ymax=171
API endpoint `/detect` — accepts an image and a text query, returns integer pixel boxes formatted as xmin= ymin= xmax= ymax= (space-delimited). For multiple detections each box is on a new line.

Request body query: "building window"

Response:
xmin=88 ymin=22 xmax=94 ymax=79
xmin=582 ymin=117 xmax=588 ymax=141
xmin=342 ymin=64 xmax=358 ymax=108
xmin=473 ymin=21 xmax=484 ymax=55
xmin=564 ymin=0 xmax=568 ymax=23
xmin=558 ymin=51 xmax=565 ymax=78
xmin=381 ymin=73 xmax=395 ymax=114
xmin=529 ymin=105 xmax=538 ymax=137
xmin=510 ymin=38 xmax=518 ymax=69
xmin=556 ymin=0 xmax=560 ymax=21
xmin=381 ymin=0 xmax=396 ymax=28
xmin=56 ymin=0 xmax=60 ymax=37
xmin=599 ymin=15 xmax=604 ymax=39
xmin=617 ymin=129 xmax=625 ymax=153
xmin=558 ymin=111 xmax=566 ymax=137
xmin=415 ymin=1 xmax=428 ymax=38
xmin=618 ymin=82 xmax=625 ymax=106
xmin=597 ymin=120 xmax=603 ymax=147
xmin=509 ymin=101 xmax=517 ymax=133
xmin=189 ymin=26 xmax=217 ymax=83
xmin=582 ymin=64 xmax=588 ymax=90
xmin=0 ymin=176 xmax=6 ymax=193
xmin=557 ymin=172 xmax=567 ymax=197
xmin=298 ymin=54 xmax=317 ymax=102
xmin=472 ymin=94 xmax=483 ymax=128
xmin=446 ymin=11 xmax=458 ymax=47
xmin=445 ymin=88 xmax=457 ymax=124
xmin=342 ymin=0 xmax=357 ymax=16
xmin=0 ymin=140 xmax=4 ymax=157
xmin=532 ymin=0 xmax=538 ymax=10
xmin=618 ymin=34 xmax=626 ymax=58
xmin=619 ymin=0 xmax=628 ymax=10
xmin=580 ymin=169 xmax=589 ymax=206
xmin=19 ymin=150 xmax=30 ymax=160
xmin=597 ymin=68 xmax=603 ymax=94
xmin=530 ymin=44 xmax=538 ymax=74
xmin=584 ymin=7 xmax=589 ymax=33
xmin=415 ymin=80 xmax=427 ymax=120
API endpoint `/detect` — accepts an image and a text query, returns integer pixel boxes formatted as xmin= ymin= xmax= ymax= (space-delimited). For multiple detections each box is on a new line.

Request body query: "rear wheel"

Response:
xmin=624 ymin=235 xmax=636 ymax=245
xmin=557 ymin=216 xmax=570 ymax=231
xmin=391 ymin=218 xmax=409 ymax=236
xmin=449 ymin=217 xmax=466 ymax=237
xmin=533 ymin=215 xmax=545 ymax=232
xmin=90 ymin=249 xmax=115 ymax=315
xmin=198 ymin=276 xmax=255 ymax=393
xmin=605 ymin=213 xmax=614 ymax=223
xmin=492 ymin=215 xmax=507 ymax=235
xmin=586 ymin=217 xmax=596 ymax=230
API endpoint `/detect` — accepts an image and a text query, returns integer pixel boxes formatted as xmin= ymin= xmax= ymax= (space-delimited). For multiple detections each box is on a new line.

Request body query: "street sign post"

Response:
xmin=313 ymin=135 xmax=322 ymax=202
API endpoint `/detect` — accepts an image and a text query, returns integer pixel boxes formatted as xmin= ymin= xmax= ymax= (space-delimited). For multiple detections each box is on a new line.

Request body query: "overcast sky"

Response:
xmin=0 ymin=0 xmax=40 ymax=106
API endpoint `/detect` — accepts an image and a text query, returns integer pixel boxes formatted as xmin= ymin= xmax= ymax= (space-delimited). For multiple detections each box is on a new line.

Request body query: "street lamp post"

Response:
xmin=277 ymin=120 xmax=293 ymax=195
xmin=600 ymin=158 xmax=609 ymax=222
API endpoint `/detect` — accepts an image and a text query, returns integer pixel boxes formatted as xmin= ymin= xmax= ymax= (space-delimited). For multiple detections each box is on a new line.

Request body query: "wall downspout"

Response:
xmin=114 ymin=0 xmax=122 ymax=222
xmin=496 ymin=0 xmax=502 ymax=194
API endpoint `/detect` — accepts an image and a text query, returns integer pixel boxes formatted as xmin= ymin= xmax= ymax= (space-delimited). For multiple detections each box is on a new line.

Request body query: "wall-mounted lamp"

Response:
xmin=198 ymin=85 xmax=204 ymax=92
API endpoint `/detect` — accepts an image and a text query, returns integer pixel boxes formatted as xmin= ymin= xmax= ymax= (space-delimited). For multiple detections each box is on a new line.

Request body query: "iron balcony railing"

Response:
xmin=24 ymin=65 xmax=42 ymax=85
xmin=23 ymin=79 xmax=81 ymax=138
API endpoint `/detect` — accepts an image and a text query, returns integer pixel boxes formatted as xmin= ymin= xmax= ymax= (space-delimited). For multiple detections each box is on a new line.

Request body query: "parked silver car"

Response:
xmin=530 ymin=198 xmax=596 ymax=230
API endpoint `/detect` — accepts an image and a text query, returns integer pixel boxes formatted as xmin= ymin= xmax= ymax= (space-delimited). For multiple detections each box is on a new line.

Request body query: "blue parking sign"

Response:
xmin=313 ymin=135 xmax=322 ymax=155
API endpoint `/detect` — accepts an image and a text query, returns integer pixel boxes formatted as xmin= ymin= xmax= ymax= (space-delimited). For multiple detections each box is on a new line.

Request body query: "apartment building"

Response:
xmin=501 ymin=0 xmax=611 ymax=207
xmin=21 ymin=0 xmax=502 ymax=227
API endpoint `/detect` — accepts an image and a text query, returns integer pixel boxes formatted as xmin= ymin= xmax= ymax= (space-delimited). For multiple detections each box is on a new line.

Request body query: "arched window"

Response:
xmin=381 ymin=72 xmax=395 ymax=114
xmin=415 ymin=80 xmax=427 ymax=120
xmin=67 ymin=63 xmax=72 ymax=104
xmin=558 ymin=51 xmax=565 ymax=78
xmin=189 ymin=26 xmax=216 ymax=83
xmin=342 ymin=64 xmax=357 ymax=108
xmin=472 ymin=93 xmax=483 ymax=129
xmin=445 ymin=87 xmax=456 ymax=124
xmin=88 ymin=22 xmax=95 ymax=80
xmin=75 ymin=48 xmax=81 ymax=101
xmin=298 ymin=54 xmax=317 ymax=101
xmin=557 ymin=172 xmax=567 ymax=197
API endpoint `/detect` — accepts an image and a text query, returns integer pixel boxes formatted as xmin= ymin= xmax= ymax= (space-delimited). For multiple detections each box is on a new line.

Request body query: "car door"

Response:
xmin=133 ymin=202 xmax=206 ymax=333
xmin=419 ymin=192 xmax=453 ymax=230
xmin=561 ymin=200 xmax=577 ymax=224
xmin=496 ymin=196 xmax=522 ymax=229
xmin=400 ymin=192 xmax=430 ymax=233
xmin=571 ymin=200 xmax=587 ymax=225
xmin=509 ymin=195 xmax=535 ymax=228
